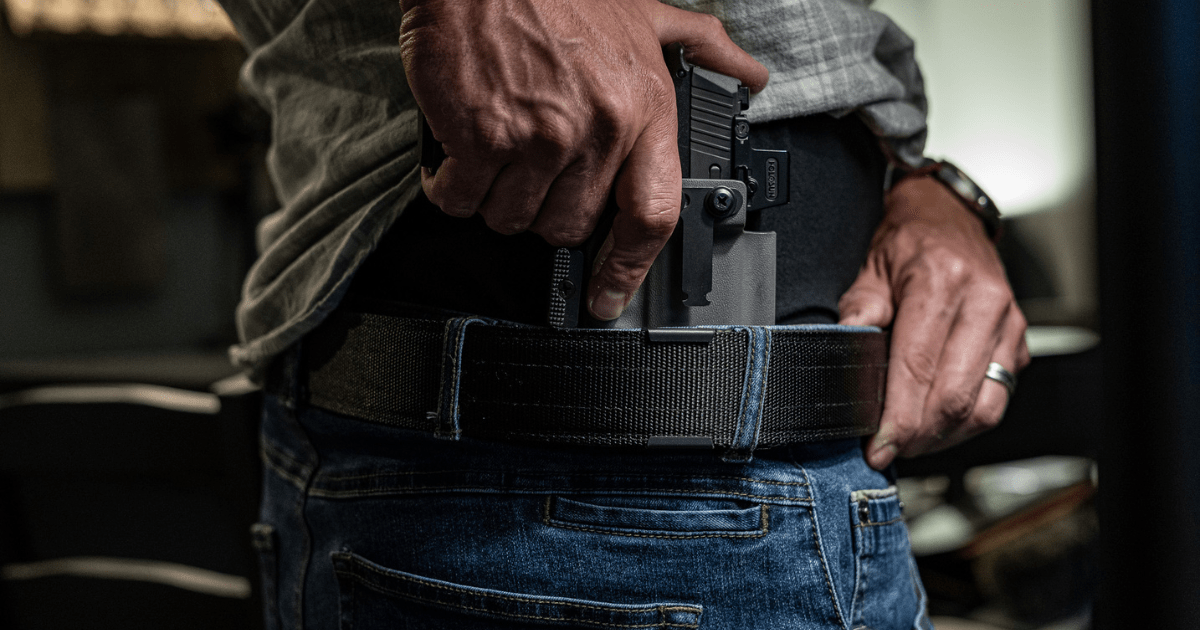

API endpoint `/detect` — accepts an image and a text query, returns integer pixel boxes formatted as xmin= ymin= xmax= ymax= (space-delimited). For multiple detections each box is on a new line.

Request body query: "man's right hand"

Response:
xmin=399 ymin=0 xmax=767 ymax=321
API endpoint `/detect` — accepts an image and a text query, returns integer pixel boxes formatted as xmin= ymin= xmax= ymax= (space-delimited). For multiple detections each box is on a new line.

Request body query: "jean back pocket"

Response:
xmin=332 ymin=551 xmax=703 ymax=629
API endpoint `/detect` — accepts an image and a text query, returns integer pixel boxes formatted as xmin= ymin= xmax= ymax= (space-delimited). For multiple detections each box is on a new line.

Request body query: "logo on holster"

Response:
xmin=766 ymin=158 xmax=779 ymax=202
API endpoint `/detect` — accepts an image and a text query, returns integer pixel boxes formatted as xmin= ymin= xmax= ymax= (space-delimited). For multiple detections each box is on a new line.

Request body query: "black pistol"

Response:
xmin=546 ymin=44 xmax=790 ymax=328
xmin=418 ymin=44 xmax=790 ymax=328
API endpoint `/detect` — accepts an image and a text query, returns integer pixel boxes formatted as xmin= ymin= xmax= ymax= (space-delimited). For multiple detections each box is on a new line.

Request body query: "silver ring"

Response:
xmin=985 ymin=362 xmax=1017 ymax=397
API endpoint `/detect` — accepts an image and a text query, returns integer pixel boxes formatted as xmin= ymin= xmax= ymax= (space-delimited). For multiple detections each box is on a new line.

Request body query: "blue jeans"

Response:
xmin=255 ymin=351 xmax=932 ymax=630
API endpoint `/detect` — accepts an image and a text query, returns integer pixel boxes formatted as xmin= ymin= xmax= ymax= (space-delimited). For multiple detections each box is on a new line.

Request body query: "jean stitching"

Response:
xmin=333 ymin=556 xmax=702 ymax=620
xmin=909 ymin=557 xmax=933 ymax=630
xmin=727 ymin=327 xmax=771 ymax=461
xmin=260 ymin=440 xmax=311 ymax=490
xmin=543 ymin=518 xmax=769 ymax=540
xmin=850 ymin=500 xmax=866 ymax=627
xmin=660 ymin=605 xmax=704 ymax=630
xmin=285 ymin=378 xmax=321 ymax=630
xmin=799 ymin=464 xmax=850 ymax=630
xmin=261 ymin=449 xmax=308 ymax=491
xmin=334 ymin=575 xmax=694 ymax=629
xmin=857 ymin=528 xmax=872 ymax=629
xmin=542 ymin=498 xmax=770 ymax=539
xmin=307 ymin=485 xmax=812 ymax=504
xmin=260 ymin=429 xmax=308 ymax=471
xmin=435 ymin=317 xmax=485 ymax=439
xmin=314 ymin=469 xmax=808 ymax=487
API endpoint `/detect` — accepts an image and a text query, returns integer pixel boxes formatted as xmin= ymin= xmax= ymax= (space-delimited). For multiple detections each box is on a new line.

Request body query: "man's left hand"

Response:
xmin=838 ymin=175 xmax=1031 ymax=470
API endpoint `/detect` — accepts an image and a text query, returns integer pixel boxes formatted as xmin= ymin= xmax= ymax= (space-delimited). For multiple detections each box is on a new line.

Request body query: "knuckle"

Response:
xmin=699 ymin=12 xmax=726 ymax=35
xmin=1010 ymin=308 xmax=1029 ymax=334
xmin=480 ymin=210 xmax=531 ymax=236
xmin=490 ymin=222 xmax=527 ymax=236
xmin=1017 ymin=351 xmax=1032 ymax=371
xmin=1015 ymin=341 xmax=1033 ymax=370
xmin=935 ymin=388 xmax=977 ymax=423
xmin=973 ymin=278 xmax=1014 ymax=306
xmin=899 ymin=350 xmax=938 ymax=386
xmin=590 ymin=102 xmax=636 ymax=157
xmin=439 ymin=204 xmax=476 ymax=219
xmin=888 ymin=416 xmax=922 ymax=444
xmin=935 ymin=251 xmax=972 ymax=285
xmin=641 ymin=71 xmax=676 ymax=113
xmin=469 ymin=117 xmax=517 ymax=155
xmin=837 ymin=290 xmax=865 ymax=314
xmin=972 ymin=408 xmax=1004 ymax=431
xmin=541 ymin=226 xmax=592 ymax=248
xmin=634 ymin=204 xmax=679 ymax=241
xmin=593 ymin=92 xmax=634 ymax=134
xmin=889 ymin=227 xmax=928 ymax=257
xmin=532 ymin=111 xmax=579 ymax=162
xmin=426 ymin=185 xmax=474 ymax=217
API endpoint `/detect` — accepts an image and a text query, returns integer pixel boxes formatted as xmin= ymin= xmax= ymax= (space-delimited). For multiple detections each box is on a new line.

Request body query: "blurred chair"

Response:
xmin=0 ymin=363 xmax=263 ymax=630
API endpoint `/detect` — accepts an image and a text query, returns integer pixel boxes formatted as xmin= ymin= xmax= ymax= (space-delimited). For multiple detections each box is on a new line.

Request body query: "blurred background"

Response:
xmin=0 ymin=0 xmax=1195 ymax=628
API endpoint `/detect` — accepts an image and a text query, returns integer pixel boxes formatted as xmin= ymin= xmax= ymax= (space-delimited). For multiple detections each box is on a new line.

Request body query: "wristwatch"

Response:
xmin=898 ymin=158 xmax=1003 ymax=242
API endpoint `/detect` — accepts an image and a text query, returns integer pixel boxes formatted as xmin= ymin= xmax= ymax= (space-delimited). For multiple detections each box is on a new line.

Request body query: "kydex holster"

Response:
xmin=419 ymin=44 xmax=791 ymax=329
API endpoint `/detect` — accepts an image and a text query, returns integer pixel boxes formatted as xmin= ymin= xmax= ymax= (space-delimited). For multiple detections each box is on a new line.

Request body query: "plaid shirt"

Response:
xmin=221 ymin=0 xmax=927 ymax=375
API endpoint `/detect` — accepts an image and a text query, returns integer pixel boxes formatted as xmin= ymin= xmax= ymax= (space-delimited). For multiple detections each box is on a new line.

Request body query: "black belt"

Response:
xmin=299 ymin=308 xmax=887 ymax=460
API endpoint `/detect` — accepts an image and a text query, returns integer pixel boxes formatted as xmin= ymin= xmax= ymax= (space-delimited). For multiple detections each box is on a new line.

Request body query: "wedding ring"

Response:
xmin=985 ymin=362 xmax=1017 ymax=397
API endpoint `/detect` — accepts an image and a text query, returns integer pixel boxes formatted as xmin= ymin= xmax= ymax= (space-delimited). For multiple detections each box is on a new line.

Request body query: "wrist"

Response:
xmin=884 ymin=176 xmax=993 ymax=243
xmin=889 ymin=158 xmax=1003 ymax=242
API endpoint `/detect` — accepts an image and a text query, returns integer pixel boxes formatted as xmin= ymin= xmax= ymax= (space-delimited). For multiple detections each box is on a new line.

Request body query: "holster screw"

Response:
xmin=705 ymin=187 xmax=737 ymax=218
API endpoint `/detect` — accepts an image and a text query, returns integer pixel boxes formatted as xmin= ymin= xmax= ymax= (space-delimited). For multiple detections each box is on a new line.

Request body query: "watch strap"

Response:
xmin=893 ymin=158 xmax=1003 ymax=242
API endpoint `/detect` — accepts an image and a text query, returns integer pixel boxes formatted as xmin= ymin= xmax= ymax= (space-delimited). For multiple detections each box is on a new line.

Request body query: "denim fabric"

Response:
xmin=255 ymin=350 xmax=932 ymax=630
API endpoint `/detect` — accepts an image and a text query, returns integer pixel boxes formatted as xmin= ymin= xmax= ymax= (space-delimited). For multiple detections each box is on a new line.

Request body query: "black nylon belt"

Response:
xmin=302 ymin=309 xmax=887 ymax=458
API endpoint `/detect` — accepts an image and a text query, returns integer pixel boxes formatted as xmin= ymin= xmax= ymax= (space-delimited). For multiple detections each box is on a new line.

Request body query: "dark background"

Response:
xmin=0 ymin=0 xmax=1196 ymax=627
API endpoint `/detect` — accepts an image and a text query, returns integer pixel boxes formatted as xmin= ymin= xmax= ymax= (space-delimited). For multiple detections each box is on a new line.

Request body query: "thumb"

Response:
xmin=838 ymin=259 xmax=895 ymax=327
xmin=649 ymin=3 xmax=769 ymax=93
xmin=588 ymin=116 xmax=681 ymax=321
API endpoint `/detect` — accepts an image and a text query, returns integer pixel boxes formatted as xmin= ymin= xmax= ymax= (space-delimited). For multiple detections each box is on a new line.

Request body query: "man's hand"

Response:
xmin=399 ymin=0 xmax=767 ymax=320
xmin=839 ymin=176 xmax=1031 ymax=470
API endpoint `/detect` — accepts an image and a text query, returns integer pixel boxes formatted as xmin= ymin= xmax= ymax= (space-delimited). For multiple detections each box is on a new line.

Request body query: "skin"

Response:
xmin=400 ymin=0 xmax=1029 ymax=469
xmin=840 ymin=176 xmax=1031 ymax=469
xmin=399 ymin=0 xmax=768 ymax=320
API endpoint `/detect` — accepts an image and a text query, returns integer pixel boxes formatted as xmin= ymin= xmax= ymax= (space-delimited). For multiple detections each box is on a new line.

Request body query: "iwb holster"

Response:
xmin=545 ymin=44 xmax=790 ymax=329
xmin=379 ymin=45 xmax=887 ymax=455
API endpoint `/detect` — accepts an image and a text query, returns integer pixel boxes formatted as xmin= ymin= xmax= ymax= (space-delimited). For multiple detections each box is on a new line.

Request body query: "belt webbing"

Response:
xmin=302 ymin=310 xmax=888 ymax=455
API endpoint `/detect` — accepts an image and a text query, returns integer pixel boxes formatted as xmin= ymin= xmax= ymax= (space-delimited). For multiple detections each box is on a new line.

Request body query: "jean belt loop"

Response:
xmin=722 ymin=326 xmax=772 ymax=463
xmin=269 ymin=340 xmax=304 ymax=411
xmin=431 ymin=316 xmax=490 ymax=440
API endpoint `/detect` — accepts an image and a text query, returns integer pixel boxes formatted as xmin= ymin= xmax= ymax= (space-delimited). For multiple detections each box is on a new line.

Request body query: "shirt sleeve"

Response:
xmin=854 ymin=11 xmax=928 ymax=168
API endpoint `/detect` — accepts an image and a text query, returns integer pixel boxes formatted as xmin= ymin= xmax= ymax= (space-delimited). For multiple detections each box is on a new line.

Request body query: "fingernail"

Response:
xmin=867 ymin=443 xmax=898 ymax=470
xmin=589 ymin=289 xmax=626 ymax=321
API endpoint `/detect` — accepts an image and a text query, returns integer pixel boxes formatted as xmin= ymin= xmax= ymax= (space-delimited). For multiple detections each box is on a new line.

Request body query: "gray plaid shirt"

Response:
xmin=221 ymin=0 xmax=927 ymax=375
